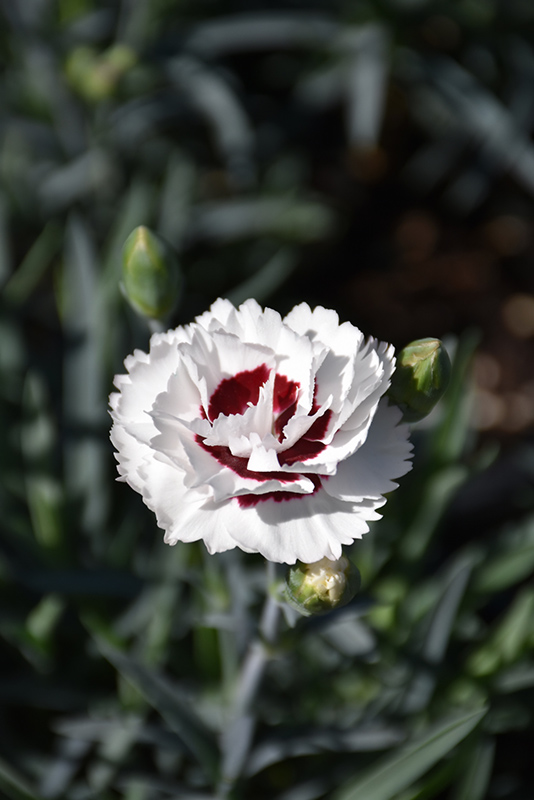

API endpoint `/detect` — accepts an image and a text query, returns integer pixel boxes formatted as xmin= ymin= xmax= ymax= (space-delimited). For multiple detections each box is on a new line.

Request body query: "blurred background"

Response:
xmin=2 ymin=0 xmax=534 ymax=798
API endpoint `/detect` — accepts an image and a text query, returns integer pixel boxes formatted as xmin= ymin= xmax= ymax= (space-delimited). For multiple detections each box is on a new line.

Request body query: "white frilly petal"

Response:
xmin=323 ymin=401 xmax=413 ymax=502
xmin=110 ymin=298 xmax=414 ymax=563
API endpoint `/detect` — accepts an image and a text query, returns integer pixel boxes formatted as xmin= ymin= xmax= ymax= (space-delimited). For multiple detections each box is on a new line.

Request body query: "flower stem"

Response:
xmin=147 ymin=318 xmax=166 ymax=334
xmin=218 ymin=561 xmax=281 ymax=798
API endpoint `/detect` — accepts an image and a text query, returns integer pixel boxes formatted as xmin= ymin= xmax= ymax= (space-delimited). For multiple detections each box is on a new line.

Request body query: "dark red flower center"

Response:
xmin=197 ymin=365 xmax=332 ymax=506
xmin=207 ymin=364 xmax=270 ymax=421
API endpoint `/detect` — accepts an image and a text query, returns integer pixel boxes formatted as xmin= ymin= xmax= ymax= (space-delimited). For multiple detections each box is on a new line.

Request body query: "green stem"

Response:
xmin=218 ymin=561 xmax=281 ymax=798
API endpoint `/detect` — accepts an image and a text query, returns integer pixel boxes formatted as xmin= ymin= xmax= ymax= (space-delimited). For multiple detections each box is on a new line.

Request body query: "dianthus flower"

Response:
xmin=110 ymin=299 xmax=412 ymax=564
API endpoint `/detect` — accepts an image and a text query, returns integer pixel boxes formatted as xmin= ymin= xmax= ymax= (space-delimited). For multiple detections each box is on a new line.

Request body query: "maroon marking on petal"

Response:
xmin=208 ymin=364 xmax=270 ymax=421
xmin=273 ymin=374 xmax=299 ymax=415
xmin=199 ymin=368 xmax=332 ymax=504
xmin=278 ymin=408 xmax=332 ymax=465
xmin=273 ymin=374 xmax=299 ymax=441
xmin=196 ymin=436 xmax=299 ymax=484
xmin=305 ymin=407 xmax=331 ymax=441
xmin=237 ymin=475 xmax=323 ymax=507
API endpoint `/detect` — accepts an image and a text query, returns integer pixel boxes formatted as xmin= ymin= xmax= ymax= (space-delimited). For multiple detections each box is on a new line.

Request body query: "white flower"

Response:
xmin=109 ymin=299 xmax=412 ymax=564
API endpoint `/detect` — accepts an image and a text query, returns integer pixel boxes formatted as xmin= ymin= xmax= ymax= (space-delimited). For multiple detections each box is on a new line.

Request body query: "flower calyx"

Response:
xmin=121 ymin=226 xmax=182 ymax=321
xmin=388 ymin=338 xmax=451 ymax=423
xmin=66 ymin=44 xmax=137 ymax=102
xmin=285 ymin=555 xmax=361 ymax=617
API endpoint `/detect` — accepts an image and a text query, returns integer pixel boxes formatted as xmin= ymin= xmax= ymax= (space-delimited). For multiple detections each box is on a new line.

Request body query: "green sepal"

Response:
xmin=388 ymin=338 xmax=451 ymax=423
xmin=285 ymin=555 xmax=361 ymax=617
xmin=121 ymin=226 xmax=182 ymax=321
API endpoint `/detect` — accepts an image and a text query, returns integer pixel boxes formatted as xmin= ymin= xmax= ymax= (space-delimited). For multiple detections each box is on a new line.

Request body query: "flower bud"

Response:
xmin=121 ymin=226 xmax=182 ymax=321
xmin=284 ymin=555 xmax=361 ymax=617
xmin=388 ymin=338 xmax=451 ymax=423
xmin=66 ymin=44 xmax=136 ymax=102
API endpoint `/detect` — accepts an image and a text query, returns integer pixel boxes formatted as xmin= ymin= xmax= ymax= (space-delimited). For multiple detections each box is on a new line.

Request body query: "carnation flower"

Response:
xmin=109 ymin=299 xmax=412 ymax=564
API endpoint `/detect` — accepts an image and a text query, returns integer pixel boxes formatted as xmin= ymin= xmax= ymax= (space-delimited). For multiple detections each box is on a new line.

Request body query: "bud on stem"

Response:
xmin=121 ymin=226 xmax=182 ymax=321
xmin=388 ymin=338 xmax=451 ymax=423
xmin=284 ymin=555 xmax=361 ymax=617
xmin=66 ymin=44 xmax=137 ymax=102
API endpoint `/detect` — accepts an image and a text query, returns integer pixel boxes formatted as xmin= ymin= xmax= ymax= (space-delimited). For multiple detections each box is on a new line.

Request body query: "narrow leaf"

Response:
xmin=0 ymin=756 xmax=43 ymax=800
xmin=473 ymin=516 xmax=534 ymax=594
xmin=430 ymin=329 xmax=480 ymax=467
xmin=39 ymin=738 xmax=91 ymax=799
xmin=332 ymin=708 xmax=486 ymax=800
xmin=96 ymin=640 xmax=219 ymax=783
xmin=2 ymin=221 xmax=61 ymax=305
xmin=185 ymin=13 xmax=337 ymax=57
xmin=346 ymin=24 xmax=389 ymax=148
xmin=226 ymin=248 xmax=297 ymax=307
xmin=247 ymin=725 xmax=404 ymax=776
xmin=452 ymin=738 xmax=495 ymax=800
xmin=400 ymin=466 xmax=468 ymax=562
xmin=0 ymin=192 xmax=13 ymax=288
xmin=168 ymin=56 xmax=255 ymax=188
xmin=62 ymin=213 xmax=108 ymax=536
xmin=402 ymin=554 xmax=474 ymax=714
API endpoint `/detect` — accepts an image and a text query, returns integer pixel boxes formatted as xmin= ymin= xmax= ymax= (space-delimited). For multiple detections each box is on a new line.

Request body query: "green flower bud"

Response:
xmin=388 ymin=338 xmax=451 ymax=423
xmin=285 ymin=555 xmax=361 ymax=617
xmin=122 ymin=226 xmax=182 ymax=321
xmin=66 ymin=44 xmax=136 ymax=102
xmin=105 ymin=44 xmax=137 ymax=75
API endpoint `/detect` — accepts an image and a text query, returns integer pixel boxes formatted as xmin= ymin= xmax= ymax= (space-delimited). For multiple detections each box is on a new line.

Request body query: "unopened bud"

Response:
xmin=122 ymin=226 xmax=182 ymax=321
xmin=388 ymin=338 xmax=451 ymax=423
xmin=66 ymin=44 xmax=137 ymax=102
xmin=285 ymin=555 xmax=361 ymax=617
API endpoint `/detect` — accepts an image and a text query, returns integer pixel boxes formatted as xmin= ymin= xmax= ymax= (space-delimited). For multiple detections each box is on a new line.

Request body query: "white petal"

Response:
xmin=204 ymin=376 xmax=275 ymax=449
xmin=195 ymin=297 xmax=238 ymax=332
xmin=150 ymin=360 xmax=203 ymax=424
xmin=246 ymin=441 xmax=284 ymax=472
xmin=110 ymin=422 xmax=149 ymax=492
xmin=284 ymin=303 xmax=364 ymax=411
xmin=277 ymin=394 xmax=333 ymax=453
xmin=134 ymin=451 xmax=238 ymax=553
xmin=110 ymin=298 xmax=414 ymax=564
xmin=179 ymin=435 xmax=316 ymax=503
xmin=179 ymin=328 xmax=275 ymax=417
xmin=218 ymin=488 xmax=370 ymax=564
xmin=110 ymin=332 xmax=190 ymax=442
xmin=323 ymin=402 xmax=413 ymax=502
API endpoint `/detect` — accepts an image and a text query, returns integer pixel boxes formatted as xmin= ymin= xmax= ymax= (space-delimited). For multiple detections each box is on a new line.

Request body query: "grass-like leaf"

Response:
xmin=401 ymin=553 xmax=474 ymax=714
xmin=0 ymin=756 xmax=43 ymax=800
xmin=226 ymin=248 xmax=297 ymax=307
xmin=332 ymin=708 xmax=487 ymax=800
xmin=451 ymin=737 xmax=495 ymax=800
xmin=96 ymin=639 xmax=220 ymax=784
xmin=473 ymin=516 xmax=534 ymax=594
xmin=247 ymin=724 xmax=405 ymax=776
xmin=2 ymin=221 xmax=61 ymax=305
